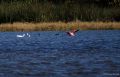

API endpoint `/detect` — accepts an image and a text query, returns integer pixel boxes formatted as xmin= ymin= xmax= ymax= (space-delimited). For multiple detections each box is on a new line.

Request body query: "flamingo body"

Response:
xmin=67 ymin=30 xmax=79 ymax=36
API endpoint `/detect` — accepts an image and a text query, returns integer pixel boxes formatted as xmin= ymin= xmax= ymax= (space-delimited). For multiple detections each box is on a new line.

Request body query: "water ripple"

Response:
xmin=0 ymin=30 xmax=120 ymax=77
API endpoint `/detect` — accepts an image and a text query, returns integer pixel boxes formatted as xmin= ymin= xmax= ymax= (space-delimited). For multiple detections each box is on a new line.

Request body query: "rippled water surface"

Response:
xmin=0 ymin=30 xmax=120 ymax=77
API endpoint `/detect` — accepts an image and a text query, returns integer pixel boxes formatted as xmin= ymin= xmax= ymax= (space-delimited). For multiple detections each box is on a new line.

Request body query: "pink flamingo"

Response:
xmin=67 ymin=29 xmax=79 ymax=36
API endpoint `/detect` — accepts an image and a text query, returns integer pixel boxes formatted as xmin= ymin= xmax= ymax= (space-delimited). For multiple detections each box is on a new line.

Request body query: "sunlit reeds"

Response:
xmin=0 ymin=21 xmax=120 ymax=31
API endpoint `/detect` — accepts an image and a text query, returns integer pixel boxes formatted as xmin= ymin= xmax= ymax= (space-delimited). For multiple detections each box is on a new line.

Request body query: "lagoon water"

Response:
xmin=0 ymin=30 xmax=120 ymax=77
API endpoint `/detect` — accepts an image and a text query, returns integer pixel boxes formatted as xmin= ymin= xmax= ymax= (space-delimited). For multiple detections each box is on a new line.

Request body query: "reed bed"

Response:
xmin=0 ymin=1 xmax=120 ymax=23
xmin=0 ymin=21 xmax=120 ymax=31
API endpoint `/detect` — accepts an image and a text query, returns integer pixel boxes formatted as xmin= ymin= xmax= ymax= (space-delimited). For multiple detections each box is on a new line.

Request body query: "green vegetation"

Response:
xmin=0 ymin=0 xmax=120 ymax=23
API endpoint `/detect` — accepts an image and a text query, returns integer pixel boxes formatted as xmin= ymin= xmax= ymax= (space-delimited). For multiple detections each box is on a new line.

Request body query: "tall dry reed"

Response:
xmin=0 ymin=21 xmax=120 ymax=31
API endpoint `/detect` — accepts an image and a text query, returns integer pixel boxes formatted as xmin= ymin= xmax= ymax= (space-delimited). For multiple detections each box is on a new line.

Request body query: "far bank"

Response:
xmin=0 ymin=21 xmax=120 ymax=31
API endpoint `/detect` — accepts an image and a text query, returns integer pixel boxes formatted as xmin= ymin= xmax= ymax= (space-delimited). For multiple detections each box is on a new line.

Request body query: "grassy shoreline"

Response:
xmin=0 ymin=21 xmax=120 ymax=31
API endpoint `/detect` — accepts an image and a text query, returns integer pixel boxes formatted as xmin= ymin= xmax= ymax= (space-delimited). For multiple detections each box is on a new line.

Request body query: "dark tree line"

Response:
xmin=0 ymin=0 xmax=120 ymax=23
xmin=0 ymin=0 xmax=119 ymax=6
xmin=0 ymin=0 xmax=120 ymax=8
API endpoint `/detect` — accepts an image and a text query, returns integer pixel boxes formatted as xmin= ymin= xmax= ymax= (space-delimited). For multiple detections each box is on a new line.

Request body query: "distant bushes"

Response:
xmin=0 ymin=0 xmax=120 ymax=23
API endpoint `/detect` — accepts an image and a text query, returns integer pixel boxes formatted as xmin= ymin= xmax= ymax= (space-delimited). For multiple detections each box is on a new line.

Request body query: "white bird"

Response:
xmin=17 ymin=34 xmax=25 ymax=37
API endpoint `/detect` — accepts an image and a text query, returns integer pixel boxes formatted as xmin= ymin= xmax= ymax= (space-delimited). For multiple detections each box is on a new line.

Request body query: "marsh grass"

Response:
xmin=0 ymin=21 xmax=120 ymax=31
xmin=0 ymin=1 xmax=120 ymax=23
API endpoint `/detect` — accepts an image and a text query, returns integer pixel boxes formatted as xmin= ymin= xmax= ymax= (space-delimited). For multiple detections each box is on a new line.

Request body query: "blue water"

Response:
xmin=0 ymin=30 xmax=120 ymax=77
